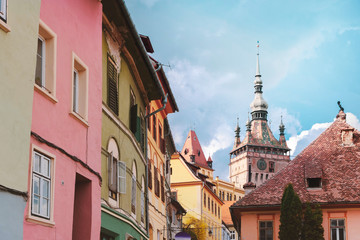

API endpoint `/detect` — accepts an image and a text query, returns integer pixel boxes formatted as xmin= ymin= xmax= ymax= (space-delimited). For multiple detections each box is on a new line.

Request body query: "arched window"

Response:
xmin=108 ymin=138 xmax=122 ymax=197
xmin=131 ymin=161 xmax=137 ymax=214
xmin=141 ymin=176 xmax=145 ymax=223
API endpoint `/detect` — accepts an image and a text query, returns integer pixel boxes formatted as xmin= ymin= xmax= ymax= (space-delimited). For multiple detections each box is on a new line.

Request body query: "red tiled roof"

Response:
xmin=222 ymin=201 xmax=236 ymax=226
xmin=232 ymin=111 xmax=360 ymax=209
xmin=181 ymin=130 xmax=211 ymax=169
xmin=231 ymin=119 xmax=289 ymax=153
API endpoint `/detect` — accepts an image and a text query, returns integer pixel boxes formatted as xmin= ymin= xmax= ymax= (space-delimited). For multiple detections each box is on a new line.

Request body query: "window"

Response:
xmin=31 ymin=151 xmax=52 ymax=219
xmin=131 ymin=162 xmax=137 ymax=214
xmin=148 ymin=162 xmax=152 ymax=189
xmin=160 ymin=175 xmax=165 ymax=202
xmin=141 ymin=177 xmax=145 ymax=223
xmin=152 ymin=115 xmax=157 ymax=141
xmin=0 ymin=0 xmax=7 ymax=22
xmin=35 ymin=20 xmax=57 ymax=98
xmin=107 ymin=56 xmax=118 ymax=115
xmin=154 ymin=167 xmax=160 ymax=197
xmin=71 ymin=53 xmax=88 ymax=120
xmin=170 ymin=191 xmax=177 ymax=200
xmin=208 ymin=197 xmax=210 ymax=210
xmin=331 ymin=219 xmax=346 ymax=240
xmin=215 ymin=203 xmax=217 ymax=216
xmin=269 ymin=161 xmax=275 ymax=173
xmin=118 ymin=161 xmax=126 ymax=194
xmin=218 ymin=206 xmax=220 ymax=219
xmin=307 ymin=178 xmax=322 ymax=188
xmin=259 ymin=221 xmax=273 ymax=240
xmin=211 ymin=200 xmax=214 ymax=213
xmin=230 ymin=230 xmax=235 ymax=240
xmin=204 ymin=193 xmax=206 ymax=207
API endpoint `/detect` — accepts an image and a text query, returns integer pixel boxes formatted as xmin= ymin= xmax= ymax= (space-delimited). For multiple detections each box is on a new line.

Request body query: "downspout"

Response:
xmin=144 ymin=93 xmax=168 ymax=235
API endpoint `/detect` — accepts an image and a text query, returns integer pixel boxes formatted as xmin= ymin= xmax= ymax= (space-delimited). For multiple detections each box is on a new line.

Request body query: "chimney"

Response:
xmin=341 ymin=128 xmax=354 ymax=146
xmin=243 ymin=182 xmax=256 ymax=195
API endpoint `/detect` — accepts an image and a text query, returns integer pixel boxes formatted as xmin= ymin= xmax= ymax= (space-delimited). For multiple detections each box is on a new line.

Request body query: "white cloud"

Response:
xmin=338 ymin=26 xmax=360 ymax=35
xmin=202 ymin=123 xmax=233 ymax=159
xmin=287 ymin=112 xmax=360 ymax=157
xmin=287 ymin=122 xmax=331 ymax=157
xmin=268 ymin=107 xmax=302 ymax=137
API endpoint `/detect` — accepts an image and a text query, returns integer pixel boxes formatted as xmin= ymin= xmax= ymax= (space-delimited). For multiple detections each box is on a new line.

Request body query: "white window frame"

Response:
xmin=32 ymin=151 xmax=51 ymax=219
xmin=141 ymin=177 xmax=145 ymax=223
xmin=118 ymin=161 xmax=126 ymax=194
xmin=71 ymin=52 xmax=89 ymax=123
xmin=0 ymin=0 xmax=7 ymax=21
xmin=330 ymin=218 xmax=346 ymax=240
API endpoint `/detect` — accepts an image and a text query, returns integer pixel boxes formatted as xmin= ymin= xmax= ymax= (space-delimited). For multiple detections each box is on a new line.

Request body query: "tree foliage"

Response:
xmin=279 ymin=183 xmax=302 ymax=240
xmin=301 ymin=203 xmax=324 ymax=240
xmin=183 ymin=215 xmax=207 ymax=240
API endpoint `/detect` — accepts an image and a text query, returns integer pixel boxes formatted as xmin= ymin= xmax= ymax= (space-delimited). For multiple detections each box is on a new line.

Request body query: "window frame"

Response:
xmin=71 ymin=52 xmax=89 ymax=123
xmin=118 ymin=161 xmax=126 ymax=194
xmin=330 ymin=218 xmax=346 ymax=240
xmin=259 ymin=221 xmax=273 ymax=240
xmin=0 ymin=0 xmax=7 ymax=22
xmin=27 ymin=145 xmax=55 ymax=226
xmin=131 ymin=162 xmax=137 ymax=215
xmin=34 ymin=20 xmax=57 ymax=101
xmin=35 ymin=36 xmax=46 ymax=88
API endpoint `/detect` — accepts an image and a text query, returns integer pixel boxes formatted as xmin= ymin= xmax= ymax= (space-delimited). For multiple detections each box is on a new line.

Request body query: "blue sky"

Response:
xmin=126 ymin=0 xmax=360 ymax=180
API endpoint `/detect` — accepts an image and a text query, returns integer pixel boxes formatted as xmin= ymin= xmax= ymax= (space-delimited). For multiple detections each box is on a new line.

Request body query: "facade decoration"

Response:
xmin=229 ymin=50 xmax=290 ymax=190
xmin=230 ymin=109 xmax=360 ymax=240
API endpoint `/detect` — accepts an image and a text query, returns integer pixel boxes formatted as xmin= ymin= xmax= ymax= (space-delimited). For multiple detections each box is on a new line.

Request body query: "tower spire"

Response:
xmin=234 ymin=117 xmax=241 ymax=148
xmin=250 ymin=41 xmax=268 ymax=121
xmin=279 ymin=115 xmax=285 ymax=135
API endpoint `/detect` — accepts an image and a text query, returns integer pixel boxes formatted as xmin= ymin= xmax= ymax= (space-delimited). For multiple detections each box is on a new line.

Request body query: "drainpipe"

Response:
xmin=144 ymin=93 xmax=168 ymax=235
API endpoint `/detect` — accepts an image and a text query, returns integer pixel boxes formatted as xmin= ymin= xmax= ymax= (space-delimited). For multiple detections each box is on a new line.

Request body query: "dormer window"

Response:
xmin=190 ymin=155 xmax=195 ymax=163
xmin=184 ymin=148 xmax=188 ymax=155
xmin=307 ymin=178 xmax=322 ymax=188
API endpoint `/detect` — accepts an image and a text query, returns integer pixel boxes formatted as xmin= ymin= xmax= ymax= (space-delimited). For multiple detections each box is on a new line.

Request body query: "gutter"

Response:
xmin=117 ymin=0 xmax=165 ymax=100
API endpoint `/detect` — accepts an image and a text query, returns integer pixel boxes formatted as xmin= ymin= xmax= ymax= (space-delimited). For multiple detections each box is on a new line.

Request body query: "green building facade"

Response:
xmin=100 ymin=1 xmax=163 ymax=239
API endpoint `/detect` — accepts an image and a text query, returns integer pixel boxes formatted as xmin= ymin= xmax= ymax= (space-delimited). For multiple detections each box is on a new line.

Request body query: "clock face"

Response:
xmin=257 ymin=158 xmax=267 ymax=170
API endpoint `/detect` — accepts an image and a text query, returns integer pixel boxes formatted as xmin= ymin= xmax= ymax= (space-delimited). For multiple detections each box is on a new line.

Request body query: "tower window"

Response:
xmin=307 ymin=178 xmax=322 ymax=188
xmin=269 ymin=161 xmax=275 ymax=173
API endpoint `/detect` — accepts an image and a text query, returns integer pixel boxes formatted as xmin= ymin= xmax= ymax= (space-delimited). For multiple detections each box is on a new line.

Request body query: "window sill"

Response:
xmin=0 ymin=19 xmax=11 ymax=33
xmin=69 ymin=111 xmax=89 ymax=127
xmin=26 ymin=214 xmax=55 ymax=227
xmin=34 ymin=84 xmax=58 ymax=103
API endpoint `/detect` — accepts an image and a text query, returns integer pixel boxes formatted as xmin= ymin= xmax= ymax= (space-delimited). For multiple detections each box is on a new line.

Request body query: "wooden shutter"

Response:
xmin=130 ymin=104 xmax=138 ymax=134
xmin=107 ymin=57 xmax=118 ymax=115
xmin=148 ymin=163 xmax=152 ymax=189
xmin=160 ymin=175 xmax=164 ymax=202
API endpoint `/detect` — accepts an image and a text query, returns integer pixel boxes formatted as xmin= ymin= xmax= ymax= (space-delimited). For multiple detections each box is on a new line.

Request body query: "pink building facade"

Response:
xmin=23 ymin=0 xmax=103 ymax=239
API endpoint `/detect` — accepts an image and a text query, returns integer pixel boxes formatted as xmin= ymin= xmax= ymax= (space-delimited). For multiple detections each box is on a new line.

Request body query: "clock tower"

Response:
xmin=229 ymin=49 xmax=290 ymax=190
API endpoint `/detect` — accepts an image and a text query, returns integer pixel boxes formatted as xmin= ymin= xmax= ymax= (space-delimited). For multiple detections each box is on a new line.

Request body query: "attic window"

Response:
xmin=184 ymin=148 xmax=188 ymax=155
xmin=190 ymin=155 xmax=195 ymax=163
xmin=197 ymin=150 xmax=200 ymax=156
xmin=307 ymin=178 xmax=322 ymax=188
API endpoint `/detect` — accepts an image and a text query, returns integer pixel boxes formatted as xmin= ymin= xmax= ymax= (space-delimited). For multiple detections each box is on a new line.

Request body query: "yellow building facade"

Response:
xmin=171 ymin=151 xmax=223 ymax=240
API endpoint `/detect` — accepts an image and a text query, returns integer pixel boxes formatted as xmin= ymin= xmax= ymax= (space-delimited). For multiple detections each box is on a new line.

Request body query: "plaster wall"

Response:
xmin=0 ymin=192 xmax=27 ymax=239
xmin=24 ymin=0 xmax=103 ymax=239
xmin=0 ymin=0 xmax=40 ymax=192
xmin=240 ymin=208 xmax=360 ymax=240
xmin=170 ymin=158 xmax=198 ymax=183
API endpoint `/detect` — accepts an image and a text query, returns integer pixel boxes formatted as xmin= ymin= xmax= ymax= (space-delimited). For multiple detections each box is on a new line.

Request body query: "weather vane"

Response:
xmin=337 ymin=101 xmax=344 ymax=112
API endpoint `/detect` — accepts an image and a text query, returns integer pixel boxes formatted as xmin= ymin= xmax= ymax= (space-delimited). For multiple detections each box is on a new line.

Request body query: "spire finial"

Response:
xmin=256 ymin=41 xmax=260 ymax=76
xmin=337 ymin=101 xmax=344 ymax=112
xmin=246 ymin=112 xmax=251 ymax=132
xmin=235 ymin=117 xmax=240 ymax=138
xmin=279 ymin=115 xmax=285 ymax=135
